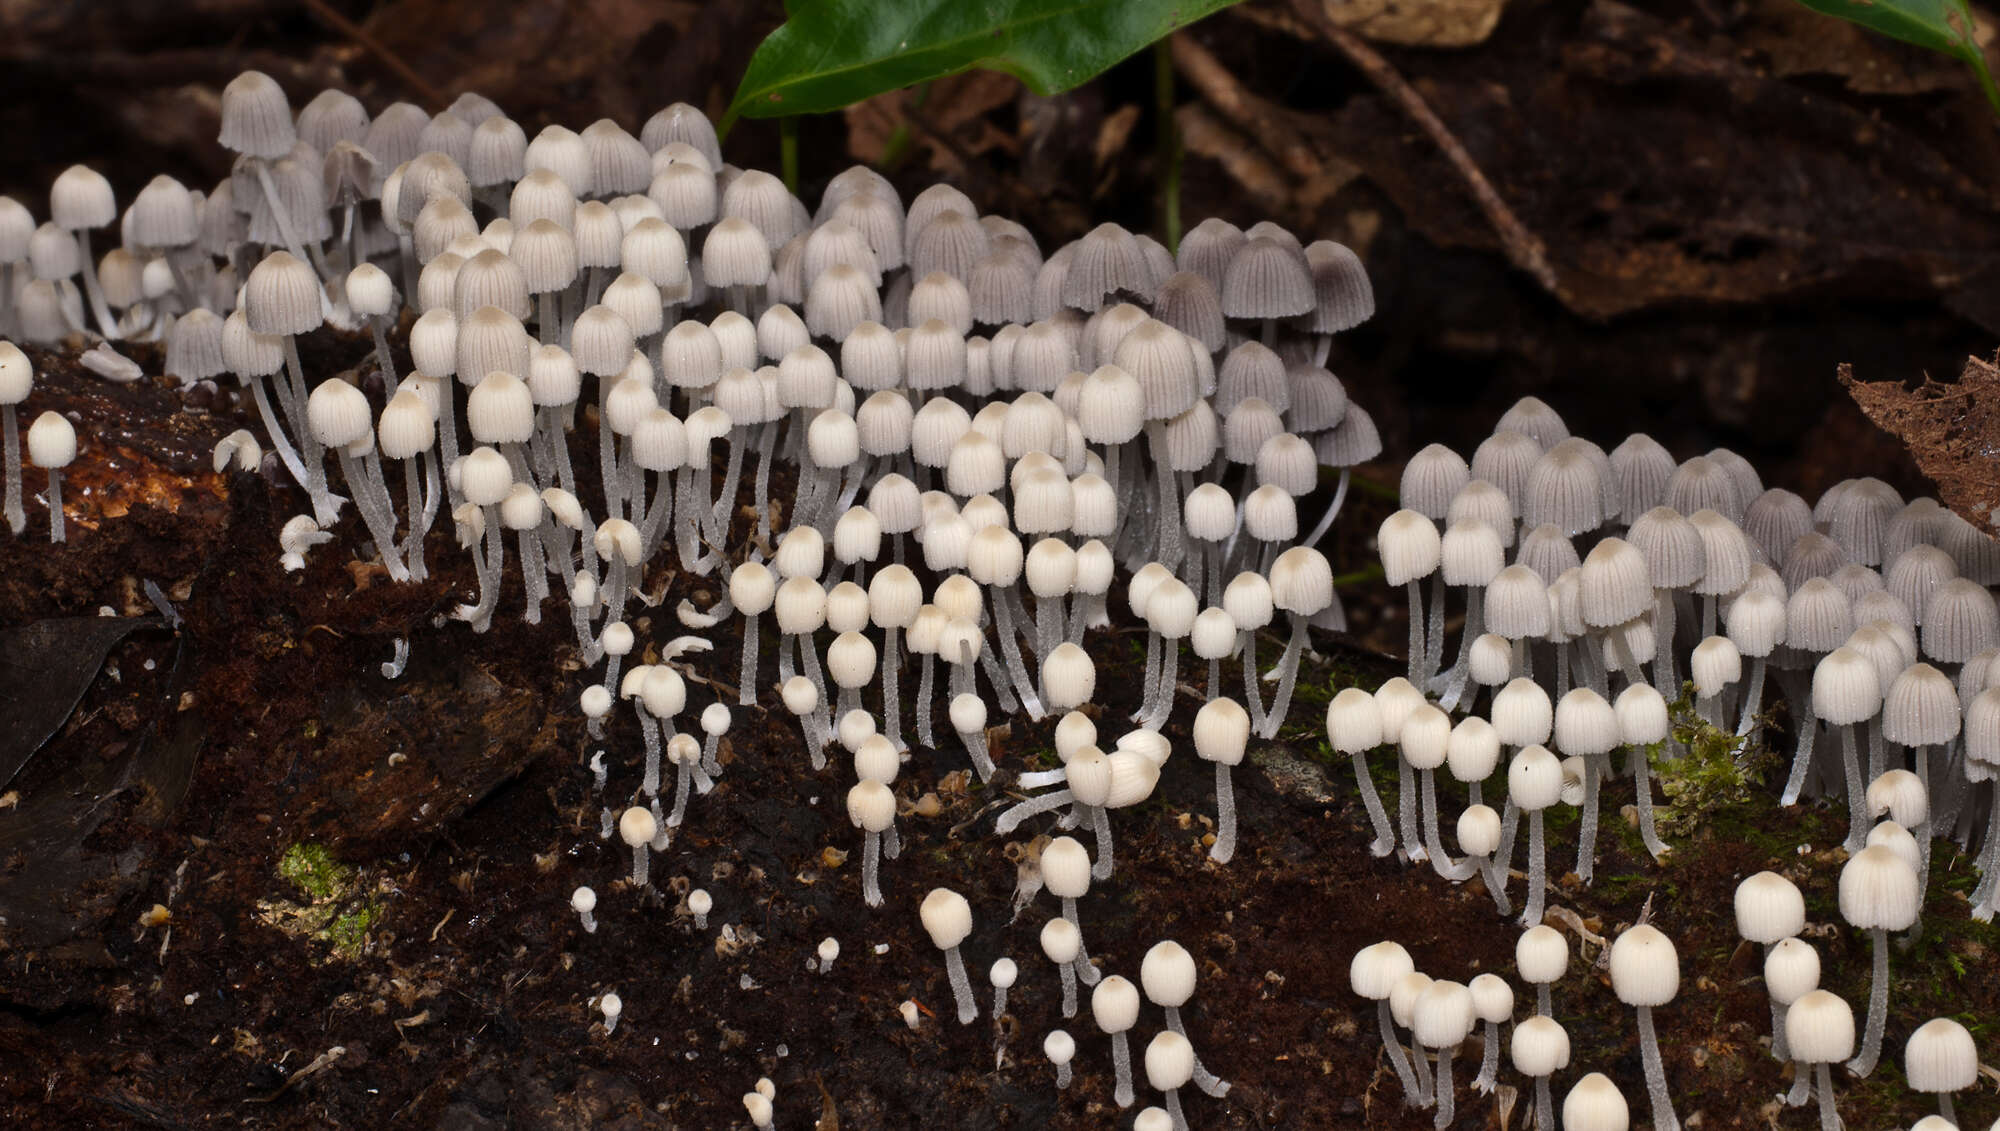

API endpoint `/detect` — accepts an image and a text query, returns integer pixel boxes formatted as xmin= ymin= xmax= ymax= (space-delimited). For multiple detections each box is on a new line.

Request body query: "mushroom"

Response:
xmin=1327 ymin=687 xmax=1395 ymax=856
xmin=687 ymin=888 xmax=711 ymax=930
xmin=846 ymin=780 xmax=895 ymax=908
xmin=920 ymin=887 xmax=978 ymax=1025
xmin=1466 ymin=972 xmax=1513 ymax=1095
xmin=597 ymin=990 xmax=622 ymax=1035
xmin=1607 ymin=922 xmax=1680 ymax=1131
xmin=1784 ymin=989 xmax=1854 ymax=1131
xmin=1091 ymin=974 xmax=1142 ymax=1108
xmin=1764 ymin=937 xmax=1822 ymax=1106
xmin=25 ymin=410 xmax=74 ymax=543
xmin=1380 ymin=509 xmax=1444 ymax=685
xmin=1809 ymin=645 xmax=1881 ymax=852
xmin=1140 ymin=939 xmax=1228 ymax=1098
xmin=617 ymin=806 xmax=658 ymax=887
xmin=1510 ymin=1014 xmax=1569 ymax=1130
xmin=1733 ymin=871 xmax=1805 ymax=1061
xmin=1507 ymin=745 xmax=1563 ymax=926
xmin=1515 ymin=924 xmax=1568 ymax=1017
xmin=816 ymin=936 xmax=839 ymax=973
xmin=1040 ymin=837 xmax=1101 ymax=984
xmin=1560 ymin=1073 xmax=1629 ymax=1131
xmin=1905 ymin=1017 xmax=1978 ymax=1123
xmin=570 ymin=886 xmax=597 ymax=934
xmin=1349 ymin=941 xmax=1423 ymax=1105
xmin=1192 ymin=696 xmax=1250 ymax=863
xmin=1143 ymin=1029 xmax=1196 ymax=1131
xmin=0 ymin=340 xmax=31 ymax=534
xmin=1412 ymin=978 xmax=1474 ymax=1129
xmin=1044 ymin=1029 xmax=1076 ymax=1090
xmin=1838 ymin=843 xmax=1920 ymax=1076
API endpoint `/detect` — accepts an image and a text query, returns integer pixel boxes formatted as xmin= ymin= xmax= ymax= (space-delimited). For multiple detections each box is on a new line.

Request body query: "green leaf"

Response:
xmin=724 ymin=0 xmax=1240 ymax=128
xmin=1795 ymin=0 xmax=2000 ymax=114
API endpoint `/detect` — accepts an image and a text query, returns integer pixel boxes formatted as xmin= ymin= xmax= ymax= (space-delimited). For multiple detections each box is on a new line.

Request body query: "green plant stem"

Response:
xmin=878 ymin=83 xmax=931 ymax=174
xmin=1155 ymin=37 xmax=1182 ymax=254
xmin=780 ymin=116 xmax=800 ymax=195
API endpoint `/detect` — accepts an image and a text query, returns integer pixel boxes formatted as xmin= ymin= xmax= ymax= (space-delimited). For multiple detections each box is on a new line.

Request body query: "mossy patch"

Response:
xmin=1652 ymin=690 xmax=1771 ymax=842
xmin=261 ymin=842 xmax=384 ymax=959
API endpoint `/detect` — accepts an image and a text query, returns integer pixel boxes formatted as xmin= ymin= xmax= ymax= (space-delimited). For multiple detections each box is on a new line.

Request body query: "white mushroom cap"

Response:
xmin=598 ymin=991 xmax=622 ymax=1022
xmin=1132 ymin=1107 xmax=1174 ymax=1131
xmin=1560 ymin=1072 xmax=1629 ymax=1131
xmin=1733 ymin=871 xmax=1806 ymax=944
xmin=1043 ymin=1029 xmax=1075 ymax=1065
xmin=1515 ymin=925 xmax=1569 ymax=986
xmin=1510 ymin=1014 xmax=1570 ymax=1077
xmin=989 ymin=957 xmax=1019 ymax=989
xmin=1607 ymin=924 xmax=1679 ymax=1007
xmin=1143 ymin=1029 xmax=1195 ymax=1091
xmin=1090 ymin=975 xmax=1140 ymax=1033
xmin=688 ymin=889 xmax=712 ymax=917
xmin=1192 ymin=697 xmax=1250 ymax=766
xmin=1904 ymin=1016 xmax=1978 ymax=1093
xmin=570 ymin=886 xmax=596 ymax=913
xmin=1838 ymin=844 xmax=1921 ymax=931
xmin=1507 ymin=745 xmax=1563 ymax=811
xmin=1040 ymin=837 xmax=1092 ymax=900
xmin=1764 ymin=937 xmax=1821 ymax=1005
xmin=1039 ymin=916 xmax=1082 ymax=964
xmin=1140 ymin=940 xmax=1197 ymax=1008
xmin=1467 ymin=972 xmax=1514 ymax=1023
xmin=1350 ymin=940 xmax=1415 ymax=1000
xmin=1784 ymin=988 xmax=1856 ymax=1064
xmin=617 ymin=806 xmax=658 ymax=849
xmin=818 ymin=937 xmax=840 ymax=964
xmin=845 ymin=780 xmax=895 ymax=833
xmin=26 ymin=411 xmax=75 ymax=468
xmin=1412 ymin=979 xmax=1475 ymax=1049
xmin=919 ymin=887 xmax=972 ymax=950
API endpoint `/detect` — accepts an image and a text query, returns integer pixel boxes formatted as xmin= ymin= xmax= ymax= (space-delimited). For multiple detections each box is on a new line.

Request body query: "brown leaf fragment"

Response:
xmin=1842 ymin=355 xmax=2000 ymax=530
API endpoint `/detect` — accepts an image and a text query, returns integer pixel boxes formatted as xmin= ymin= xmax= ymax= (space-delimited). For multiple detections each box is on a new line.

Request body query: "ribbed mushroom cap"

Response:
xmin=1824 ymin=477 xmax=1903 ymax=566
xmin=1512 ymin=525 xmax=1579 ymax=586
xmin=1491 ymin=677 xmax=1553 ymax=748
xmin=617 ymin=805 xmax=658 ymax=848
xmin=1811 ymin=646 xmax=1881 ymax=725
xmin=1785 ymin=989 xmax=1855 ymax=1064
xmin=1400 ymin=444 xmax=1469 ymax=520
xmin=1744 ymin=487 xmax=1815 ymax=565
xmin=1608 ymin=923 xmax=1679 ymax=1006
xmin=1041 ymin=643 xmax=1097 ymax=712
xmin=1578 ymin=538 xmax=1651 ymax=628
xmin=1220 ymin=235 xmax=1312 ymax=318
xmin=1440 ymin=519 xmax=1505 ymax=588
xmin=1839 ymin=844 xmax=1921 ymax=930
xmin=1215 ymin=340 xmax=1288 ymax=416
xmin=1612 ymin=683 xmax=1668 ymax=746
xmin=1062 ymin=222 xmax=1151 ymax=311
xmin=1413 ymin=980 xmax=1475 ymax=1049
xmin=1349 ymin=940 xmax=1414 ymax=1000
xmin=846 ymin=780 xmax=896 ymax=832
xmin=1923 ymin=577 xmax=2000 ymax=662
xmin=306 ymin=378 xmax=372 ymax=450
xmin=218 ymin=71 xmax=295 ymax=159
xmin=1561 ymin=1073 xmax=1630 ymax=1131
xmin=26 ymin=411 xmax=75 ymax=468
xmin=1142 ymin=1031 xmax=1196 ymax=1096
xmin=1765 ymin=937 xmax=1820 ymax=1004
xmin=1522 ymin=443 xmax=1603 ymax=536
xmin=1192 ymin=697 xmax=1249 ymax=767
xmin=1453 ymin=803 xmax=1500 ymax=856
xmin=1507 ymin=745 xmax=1563 ymax=811
xmin=1552 ymin=687 xmax=1618 ymax=756
xmin=245 ymin=251 xmax=322 ymax=336
xmin=1298 ymin=239 xmax=1374 ymax=332
xmin=1689 ymin=635 xmax=1742 ymax=697
xmin=1515 ymin=924 xmax=1568 ymax=985
xmin=1882 ymin=662 xmax=1960 ymax=747
xmin=1040 ymin=836 xmax=1092 ymax=900
xmin=1690 ymin=510 xmax=1753 ymax=596
xmin=1326 ymin=687 xmax=1383 ymax=754
xmin=1625 ymin=507 xmax=1704 ymax=589
xmin=1485 ymin=565 xmax=1551 ymax=641
xmin=1510 ymin=1015 xmax=1571 ymax=1077
xmin=1885 ymin=545 xmax=1957 ymax=626
xmin=1733 ymin=871 xmax=1805 ymax=944
xmin=1379 ymin=509 xmax=1442 ymax=587
xmin=1176 ymin=217 xmax=1244 ymax=290
xmin=1904 ymin=1017 xmax=1978 ymax=1093
xmin=1786 ymin=578 xmax=1853 ymax=655
xmin=1665 ymin=455 xmax=1743 ymax=523
xmin=1865 ymin=768 xmax=1929 ymax=830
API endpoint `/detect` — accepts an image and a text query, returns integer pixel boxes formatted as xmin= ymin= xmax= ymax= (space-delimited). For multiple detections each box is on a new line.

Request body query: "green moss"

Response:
xmin=1652 ymin=690 xmax=1772 ymax=842
xmin=325 ymin=904 xmax=381 ymax=958
xmin=278 ymin=842 xmax=352 ymax=903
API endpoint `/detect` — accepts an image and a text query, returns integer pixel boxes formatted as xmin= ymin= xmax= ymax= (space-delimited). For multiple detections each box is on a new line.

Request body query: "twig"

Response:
xmin=244 ymin=1045 xmax=346 ymax=1104
xmin=1288 ymin=0 xmax=1564 ymax=301
xmin=1171 ymin=34 xmax=1321 ymax=181
xmin=300 ymin=0 xmax=446 ymax=108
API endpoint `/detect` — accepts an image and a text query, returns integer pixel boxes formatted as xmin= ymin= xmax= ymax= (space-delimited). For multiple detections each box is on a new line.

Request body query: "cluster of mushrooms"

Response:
xmin=1 ymin=65 xmax=1995 ymax=1130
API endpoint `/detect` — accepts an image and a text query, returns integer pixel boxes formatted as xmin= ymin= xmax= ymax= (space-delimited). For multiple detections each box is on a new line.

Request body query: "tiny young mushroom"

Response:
xmin=817 ymin=936 xmax=839 ymax=973
xmin=1838 ymin=843 xmax=1920 ymax=1076
xmin=846 ymin=780 xmax=895 ymax=908
xmin=1040 ymin=915 xmax=1093 ymax=1018
xmin=1044 ymin=1029 xmax=1076 ymax=1091
xmin=1327 ymin=687 xmax=1395 ymax=856
xmin=570 ymin=886 xmax=597 ymax=934
xmin=598 ymin=991 xmax=622 ymax=1035
xmin=1091 ymin=973 xmax=1142 ymax=1108
xmin=687 ymin=887 xmax=711 ymax=929
xmin=618 ymin=805 xmax=658 ymax=887
xmin=1515 ymin=924 xmax=1568 ymax=1018
xmin=1510 ymin=1014 xmax=1570 ymax=1131
xmin=1607 ymin=921 xmax=1681 ymax=1131
xmin=920 ymin=887 xmax=978 ymax=1025
xmin=1413 ymin=979 xmax=1475 ymax=1129
xmin=0 ymin=340 xmax=32 ymax=534
xmin=1507 ymin=744 xmax=1564 ymax=927
xmin=1785 ymin=989 xmax=1855 ymax=1131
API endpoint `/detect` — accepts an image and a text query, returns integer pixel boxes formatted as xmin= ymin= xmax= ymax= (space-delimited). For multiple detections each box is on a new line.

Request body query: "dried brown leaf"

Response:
xmin=1843 ymin=355 xmax=2000 ymax=530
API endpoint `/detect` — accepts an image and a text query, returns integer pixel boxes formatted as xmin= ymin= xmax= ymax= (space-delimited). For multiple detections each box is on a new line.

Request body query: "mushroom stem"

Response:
xmin=3 ymin=405 xmax=22 ymax=534
xmin=337 ymin=447 xmax=411 ymax=581
xmin=1532 ymin=1074 xmax=1553 ymax=1131
xmin=995 ymin=788 xmax=1074 ymax=834
xmin=882 ymin=627 xmax=905 ymax=751
xmin=1352 ymin=748 xmax=1396 ymax=857
xmin=668 ymin=760 xmax=693 ymax=826
xmin=1421 ymin=768 xmax=1466 ymax=879
xmin=1535 ymin=983 xmax=1551 ymax=1018
xmin=1632 ymin=742 xmax=1668 ymax=860
xmin=1110 ymin=1030 xmax=1135 ymax=1108
xmin=1940 ymin=1092 xmax=1957 ymax=1125
xmin=45 ymin=467 xmax=63 ymax=543
xmin=1786 ymin=1060 xmax=1811 ymax=1106
xmin=640 ymin=716 xmax=663 ymax=796
xmin=1812 ymin=1062 xmax=1838 ymax=1131
xmin=1164 ymin=1088 xmax=1188 ymax=1131
xmin=1522 ymin=810 xmax=1548 ymax=928
xmin=1425 ymin=574 xmax=1447 ymax=685
xmin=1261 ymin=611 xmax=1309 ymax=739
xmin=597 ymin=380 xmax=622 ymax=522
xmin=1779 ymin=672 xmax=1819 ymax=806
xmin=1473 ymin=1020 xmax=1500 ymax=1093
xmin=737 ymin=610 xmax=762 ymax=706
xmin=1634 ymin=1005 xmax=1679 ymax=1131
xmin=916 ymin=652 xmax=936 ymax=747
xmin=1405 ymin=579 xmax=1426 ymax=685
xmin=992 ymin=596 xmax=1045 ymax=718
xmin=1847 ymin=926 xmax=1890 ymax=1076
xmin=1408 ymin=1024 xmax=1433 ymax=1104
xmin=1211 ymin=762 xmax=1238 ymax=864
xmin=1576 ymin=754 xmax=1602 ymax=885
xmin=1432 ymin=1045 xmax=1455 ymax=1129
xmin=1397 ymin=756 xmax=1426 ymax=862
xmin=1303 ymin=468 xmax=1350 ymax=549
xmin=280 ymin=337 xmax=339 ymax=524
xmin=1840 ymin=723 xmax=1868 ymax=853
xmin=944 ymin=945 xmax=977 ymax=1024
xmin=1087 ymin=804 xmax=1115 ymax=882
xmin=1060 ymin=896 xmax=1100 ymax=985
xmin=1165 ymin=1005 xmax=1229 ymax=1097
xmin=1376 ymin=999 xmax=1423 ymax=1107
xmin=71 ymin=231 xmax=120 ymax=340
xmin=1767 ymin=995 xmax=1790 ymax=1062
xmin=1239 ymin=629 xmax=1268 ymax=732
xmin=629 ymin=842 xmax=649 ymax=887
xmin=1736 ymin=656 xmax=1768 ymax=738
xmin=249 ymin=375 xmax=317 ymax=509
xmin=752 ymin=420 xmax=777 ymax=542
xmin=469 ymin=511 xmax=505 ymax=631
xmin=1057 ymin=957 xmax=1078 ymax=1017
xmin=861 ymin=828 xmax=883 ymax=907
